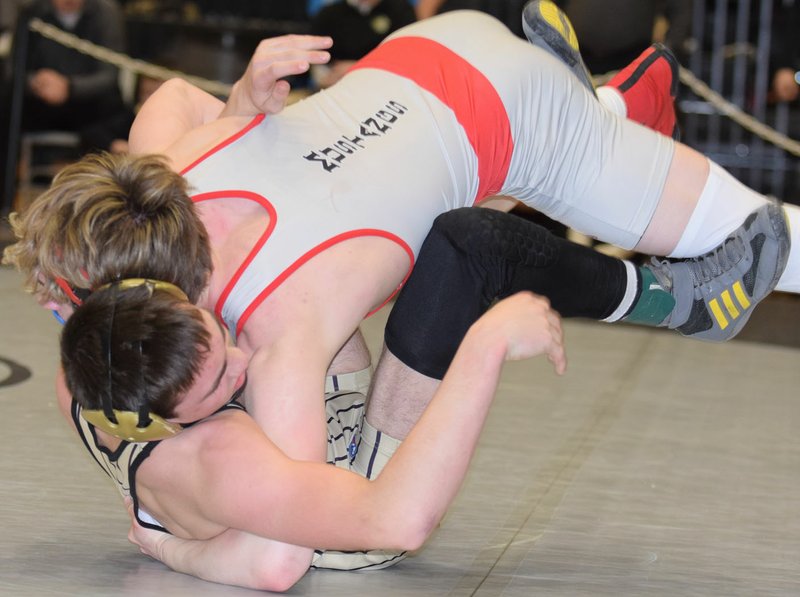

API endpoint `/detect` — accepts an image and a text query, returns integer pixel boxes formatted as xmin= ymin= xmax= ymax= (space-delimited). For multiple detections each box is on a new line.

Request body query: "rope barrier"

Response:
xmin=28 ymin=18 xmax=232 ymax=97
xmin=676 ymin=67 xmax=800 ymax=157
xmin=594 ymin=67 xmax=800 ymax=157
xmin=27 ymin=17 xmax=800 ymax=157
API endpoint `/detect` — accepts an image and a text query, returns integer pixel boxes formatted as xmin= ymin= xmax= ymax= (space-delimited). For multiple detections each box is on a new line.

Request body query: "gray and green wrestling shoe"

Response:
xmin=521 ymin=0 xmax=596 ymax=96
xmin=642 ymin=199 xmax=790 ymax=342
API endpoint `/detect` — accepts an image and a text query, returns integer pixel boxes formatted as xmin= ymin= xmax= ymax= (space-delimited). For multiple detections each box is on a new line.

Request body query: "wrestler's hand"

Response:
xmin=222 ymin=34 xmax=333 ymax=117
xmin=480 ymin=292 xmax=567 ymax=375
xmin=124 ymin=498 xmax=312 ymax=590
xmin=125 ymin=497 xmax=171 ymax=562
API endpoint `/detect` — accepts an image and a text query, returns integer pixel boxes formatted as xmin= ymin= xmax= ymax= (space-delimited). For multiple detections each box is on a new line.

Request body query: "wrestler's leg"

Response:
xmin=367 ymin=348 xmax=438 ymax=442
xmin=313 ymin=371 xmax=406 ymax=571
xmin=515 ymin=7 xmax=798 ymax=321
xmin=367 ymin=207 xmax=666 ymax=437
xmin=638 ymin=143 xmax=799 ymax=278
xmin=398 ymin=12 xmax=797 ymax=332
xmin=383 ymin=208 xmax=638 ymax=379
xmin=503 ymin=37 xmax=796 ymax=295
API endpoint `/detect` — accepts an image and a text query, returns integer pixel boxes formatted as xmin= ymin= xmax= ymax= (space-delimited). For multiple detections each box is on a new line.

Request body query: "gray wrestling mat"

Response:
xmin=1 ymin=264 xmax=798 ymax=596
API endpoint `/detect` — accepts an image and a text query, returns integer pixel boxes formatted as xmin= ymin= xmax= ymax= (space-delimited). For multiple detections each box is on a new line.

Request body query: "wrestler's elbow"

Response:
xmin=402 ymin=511 xmax=440 ymax=552
xmin=249 ymin=547 xmax=311 ymax=592
xmin=377 ymin=505 xmax=440 ymax=552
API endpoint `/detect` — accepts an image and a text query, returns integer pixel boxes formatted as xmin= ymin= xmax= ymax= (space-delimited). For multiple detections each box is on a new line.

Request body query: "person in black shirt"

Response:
xmin=310 ymin=0 xmax=416 ymax=88
xmin=23 ymin=0 xmax=129 ymax=153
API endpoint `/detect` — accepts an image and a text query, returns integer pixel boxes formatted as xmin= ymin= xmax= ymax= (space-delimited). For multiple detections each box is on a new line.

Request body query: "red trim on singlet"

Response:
xmin=351 ymin=36 xmax=513 ymax=201
xmin=191 ymin=191 xmax=414 ymax=335
xmin=192 ymin=190 xmax=277 ymax=324
xmin=180 ymin=114 xmax=266 ymax=176
xmin=236 ymin=230 xmax=414 ymax=336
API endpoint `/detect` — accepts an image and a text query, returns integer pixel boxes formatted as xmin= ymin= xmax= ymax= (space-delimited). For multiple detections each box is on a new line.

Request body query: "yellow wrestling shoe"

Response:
xmin=521 ymin=0 xmax=596 ymax=96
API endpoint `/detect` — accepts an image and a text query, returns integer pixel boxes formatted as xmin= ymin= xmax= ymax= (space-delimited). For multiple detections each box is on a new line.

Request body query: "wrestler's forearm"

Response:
xmin=367 ymin=319 xmax=507 ymax=545
xmin=206 ymin=326 xmax=508 ymax=553
xmin=179 ymin=296 xmax=563 ymax=554
xmin=366 ymin=293 xmax=565 ymax=549
xmin=136 ymin=525 xmax=312 ymax=592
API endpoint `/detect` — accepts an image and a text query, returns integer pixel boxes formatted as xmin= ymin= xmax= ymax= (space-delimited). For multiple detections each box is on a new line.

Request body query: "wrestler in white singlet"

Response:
xmin=182 ymin=11 xmax=673 ymax=334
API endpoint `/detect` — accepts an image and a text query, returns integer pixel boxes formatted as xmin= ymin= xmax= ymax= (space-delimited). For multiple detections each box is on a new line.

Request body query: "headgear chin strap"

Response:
xmin=96 ymin=278 xmax=189 ymax=301
xmin=82 ymin=407 xmax=183 ymax=442
xmin=79 ymin=278 xmax=191 ymax=442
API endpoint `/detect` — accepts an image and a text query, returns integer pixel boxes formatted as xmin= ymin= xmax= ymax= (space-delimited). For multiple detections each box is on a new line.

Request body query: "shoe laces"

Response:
xmin=688 ymin=235 xmax=746 ymax=285
xmin=649 ymin=234 xmax=746 ymax=290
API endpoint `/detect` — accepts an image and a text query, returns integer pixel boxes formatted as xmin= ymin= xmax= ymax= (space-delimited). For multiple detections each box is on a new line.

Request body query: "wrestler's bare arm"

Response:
xmin=128 ymin=293 xmax=566 ymax=591
xmin=236 ymin=302 xmax=362 ymax=464
xmin=53 ymin=371 xmax=315 ymax=592
xmin=234 ymin=243 xmax=400 ymax=462
xmin=126 ymin=508 xmax=311 ymax=593
xmin=243 ymin=345 xmax=330 ymax=462
xmin=128 ymin=78 xmax=226 ymax=154
xmin=128 ymin=34 xmax=332 ymax=155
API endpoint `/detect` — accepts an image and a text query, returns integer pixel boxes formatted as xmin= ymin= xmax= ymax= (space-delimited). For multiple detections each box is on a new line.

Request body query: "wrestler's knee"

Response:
xmin=433 ymin=208 xmax=558 ymax=267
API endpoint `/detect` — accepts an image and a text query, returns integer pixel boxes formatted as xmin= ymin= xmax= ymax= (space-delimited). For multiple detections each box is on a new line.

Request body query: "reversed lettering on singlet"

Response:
xmin=303 ymin=101 xmax=408 ymax=172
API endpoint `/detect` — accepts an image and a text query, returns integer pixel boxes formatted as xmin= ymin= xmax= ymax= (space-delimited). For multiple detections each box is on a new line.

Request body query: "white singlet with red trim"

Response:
xmin=182 ymin=10 xmax=674 ymax=334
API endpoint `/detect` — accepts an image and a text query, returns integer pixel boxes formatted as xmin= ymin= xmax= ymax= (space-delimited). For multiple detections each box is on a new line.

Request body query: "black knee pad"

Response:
xmin=432 ymin=207 xmax=559 ymax=268
xmin=432 ymin=207 xmax=628 ymax=321
xmin=385 ymin=208 xmax=628 ymax=379
xmin=385 ymin=211 xmax=480 ymax=380
xmin=385 ymin=208 xmax=559 ymax=380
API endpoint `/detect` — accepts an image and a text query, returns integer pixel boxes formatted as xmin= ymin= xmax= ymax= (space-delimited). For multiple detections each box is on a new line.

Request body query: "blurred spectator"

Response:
xmin=1 ymin=0 xmax=26 ymax=32
xmin=310 ymin=0 xmax=416 ymax=88
xmin=22 ymin=0 xmax=129 ymax=153
xmin=1 ymin=0 xmax=25 ymax=79
xmin=770 ymin=0 xmax=800 ymax=103
xmin=0 ymin=0 xmax=25 ymax=31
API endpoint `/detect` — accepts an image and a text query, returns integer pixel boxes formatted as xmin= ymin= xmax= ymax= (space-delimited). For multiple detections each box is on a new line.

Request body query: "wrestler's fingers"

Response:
xmin=546 ymin=333 xmax=567 ymax=376
xmin=543 ymin=305 xmax=566 ymax=375
xmin=251 ymin=46 xmax=331 ymax=72
xmin=257 ymin=34 xmax=333 ymax=52
xmin=260 ymin=80 xmax=291 ymax=113
xmin=257 ymin=49 xmax=332 ymax=68
xmin=251 ymin=56 xmax=327 ymax=89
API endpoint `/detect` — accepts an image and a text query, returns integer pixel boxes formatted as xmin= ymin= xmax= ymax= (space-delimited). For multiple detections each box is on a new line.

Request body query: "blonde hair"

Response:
xmin=3 ymin=152 xmax=211 ymax=304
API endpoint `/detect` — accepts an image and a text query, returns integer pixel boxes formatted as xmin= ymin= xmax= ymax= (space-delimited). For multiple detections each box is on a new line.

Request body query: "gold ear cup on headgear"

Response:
xmin=81 ymin=408 xmax=182 ymax=442
xmin=83 ymin=278 xmax=191 ymax=442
